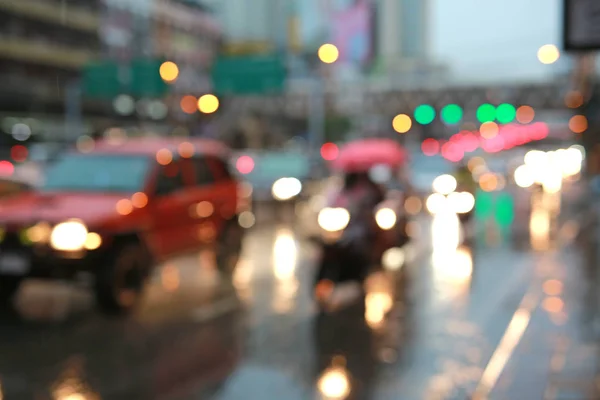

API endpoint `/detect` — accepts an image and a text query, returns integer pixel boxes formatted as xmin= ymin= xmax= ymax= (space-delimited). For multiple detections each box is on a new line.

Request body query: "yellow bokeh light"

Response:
xmin=569 ymin=115 xmax=588 ymax=134
xmin=480 ymin=121 xmax=499 ymax=138
xmin=198 ymin=94 xmax=219 ymax=114
xmin=516 ymin=105 xmax=535 ymax=124
xmin=84 ymin=232 xmax=102 ymax=250
xmin=392 ymin=114 xmax=412 ymax=133
xmin=159 ymin=61 xmax=179 ymax=82
xmin=537 ymin=44 xmax=560 ymax=65
xmin=318 ymin=43 xmax=339 ymax=64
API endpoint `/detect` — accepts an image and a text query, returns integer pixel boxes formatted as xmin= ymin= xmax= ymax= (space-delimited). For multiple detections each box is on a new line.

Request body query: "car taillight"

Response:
xmin=236 ymin=156 xmax=254 ymax=174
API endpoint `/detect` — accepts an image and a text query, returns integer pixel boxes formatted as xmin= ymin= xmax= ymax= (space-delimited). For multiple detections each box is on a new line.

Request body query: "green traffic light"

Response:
xmin=495 ymin=192 xmax=515 ymax=226
xmin=475 ymin=190 xmax=494 ymax=219
xmin=477 ymin=103 xmax=496 ymax=123
xmin=441 ymin=104 xmax=463 ymax=125
xmin=414 ymin=104 xmax=436 ymax=125
xmin=495 ymin=103 xmax=516 ymax=124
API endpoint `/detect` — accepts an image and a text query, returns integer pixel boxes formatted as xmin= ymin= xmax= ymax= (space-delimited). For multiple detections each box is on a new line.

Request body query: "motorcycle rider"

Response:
xmin=314 ymin=171 xmax=385 ymax=303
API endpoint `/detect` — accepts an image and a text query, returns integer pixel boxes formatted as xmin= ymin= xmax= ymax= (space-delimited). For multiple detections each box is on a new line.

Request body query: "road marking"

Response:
xmin=190 ymin=296 xmax=240 ymax=323
xmin=472 ymin=289 xmax=540 ymax=400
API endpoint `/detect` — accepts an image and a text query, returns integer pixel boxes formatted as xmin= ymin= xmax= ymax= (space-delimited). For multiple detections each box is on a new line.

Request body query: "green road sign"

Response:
xmin=130 ymin=58 xmax=168 ymax=97
xmin=211 ymin=54 xmax=286 ymax=95
xmin=83 ymin=58 xmax=168 ymax=99
xmin=83 ymin=60 xmax=120 ymax=99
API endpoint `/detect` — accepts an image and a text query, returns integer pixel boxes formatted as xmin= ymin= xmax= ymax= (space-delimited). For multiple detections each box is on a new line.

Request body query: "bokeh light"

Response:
xmin=392 ymin=114 xmax=412 ymax=133
xmin=414 ymin=104 xmax=436 ymax=125
xmin=516 ymin=105 xmax=535 ymax=124
xmin=479 ymin=173 xmax=498 ymax=192
xmin=480 ymin=121 xmax=499 ymax=138
xmin=198 ymin=94 xmax=219 ymax=114
xmin=421 ymin=138 xmax=440 ymax=156
xmin=159 ymin=61 xmax=179 ymax=82
xmin=496 ymin=103 xmax=516 ymax=124
xmin=131 ymin=192 xmax=148 ymax=208
xmin=10 ymin=145 xmax=27 ymax=162
xmin=569 ymin=115 xmax=588 ymax=134
xmin=76 ymin=135 xmax=95 ymax=153
xmin=441 ymin=104 xmax=463 ymax=125
xmin=0 ymin=160 xmax=14 ymax=176
xmin=321 ymin=142 xmax=339 ymax=160
xmin=537 ymin=44 xmax=560 ymax=64
xmin=318 ymin=43 xmax=339 ymax=64
xmin=476 ymin=104 xmax=496 ymax=123
xmin=236 ymin=155 xmax=255 ymax=174
xmin=156 ymin=148 xmax=173 ymax=165
xmin=116 ymin=199 xmax=133 ymax=215
xmin=178 ymin=142 xmax=195 ymax=158
xmin=565 ymin=91 xmax=584 ymax=108
xmin=180 ymin=95 xmax=197 ymax=114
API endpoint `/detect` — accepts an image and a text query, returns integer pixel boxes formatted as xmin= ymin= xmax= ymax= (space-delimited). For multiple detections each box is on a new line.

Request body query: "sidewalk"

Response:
xmin=485 ymin=244 xmax=600 ymax=400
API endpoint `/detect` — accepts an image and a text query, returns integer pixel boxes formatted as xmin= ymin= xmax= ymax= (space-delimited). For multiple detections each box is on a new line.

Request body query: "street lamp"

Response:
xmin=537 ymin=44 xmax=560 ymax=65
xmin=309 ymin=44 xmax=339 ymax=155
xmin=318 ymin=43 xmax=339 ymax=64
xmin=198 ymin=94 xmax=219 ymax=114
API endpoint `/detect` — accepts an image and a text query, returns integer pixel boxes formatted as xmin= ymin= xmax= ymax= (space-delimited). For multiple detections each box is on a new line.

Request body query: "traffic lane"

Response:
xmin=205 ymin=213 xmax=555 ymax=399
xmin=0 ymin=253 xmax=245 ymax=399
xmin=0 ymin=210 xmax=548 ymax=399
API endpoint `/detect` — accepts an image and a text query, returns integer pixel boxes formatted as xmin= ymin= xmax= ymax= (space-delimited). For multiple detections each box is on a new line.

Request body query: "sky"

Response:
xmin=429 ymin=0 xmax=567 ymax=83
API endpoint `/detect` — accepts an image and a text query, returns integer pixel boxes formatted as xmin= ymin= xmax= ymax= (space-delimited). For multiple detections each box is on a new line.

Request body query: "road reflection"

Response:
xmin=272 ymin=229 xmax=299 ymax=314
xmin=431 ymin=211 xmax=474 ymax=303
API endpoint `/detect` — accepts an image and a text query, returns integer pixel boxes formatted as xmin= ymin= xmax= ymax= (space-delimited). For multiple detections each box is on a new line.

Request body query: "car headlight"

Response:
xmin=50 ymin=220 xmax=88 ymax=251
xmin=375 ymin=208 xmax=396 ymax=230
xmin=272 ymin=177 xmax=302 ymax=201
xmin=318 ymin=207 xmax=350 ymax=232
xmin=448 ymin=192 xmax=475 ymax=213
xmin=432 ymin=174 xmax=457 ymax=195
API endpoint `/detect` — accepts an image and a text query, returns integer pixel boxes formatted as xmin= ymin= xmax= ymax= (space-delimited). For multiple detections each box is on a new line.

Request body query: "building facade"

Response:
xmin=0 ymin=0 xmax=101 ymax=139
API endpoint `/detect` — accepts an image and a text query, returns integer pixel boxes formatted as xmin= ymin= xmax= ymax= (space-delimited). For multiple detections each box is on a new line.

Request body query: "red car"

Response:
xmin=0 ymin=137 xmax=245 ymax=313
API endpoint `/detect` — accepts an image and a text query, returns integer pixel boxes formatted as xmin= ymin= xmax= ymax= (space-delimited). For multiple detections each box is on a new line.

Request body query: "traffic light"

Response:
xmin=496 ymin=103 xmax=516 ymax=124
xmin=476 ymin=104 xmax=496 ymax=123
xmin=495 ymin=192 xmax=515 ymax=226
xmin=414 ymin=104 xmax=436 ymax=125
xmin=441 ymin=104 xmax=463 ymax=125
xmin=321 ymin=142 xmax=339 ymax=160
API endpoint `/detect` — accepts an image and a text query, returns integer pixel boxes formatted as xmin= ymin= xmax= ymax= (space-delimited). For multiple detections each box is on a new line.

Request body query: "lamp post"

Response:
xmin=308 ymin=43 xmax=339 ymax=153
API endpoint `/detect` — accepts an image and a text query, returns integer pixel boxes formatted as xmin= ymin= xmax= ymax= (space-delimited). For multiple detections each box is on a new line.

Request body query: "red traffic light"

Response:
xmin=320 ymin=142 xmax=339 ymax=161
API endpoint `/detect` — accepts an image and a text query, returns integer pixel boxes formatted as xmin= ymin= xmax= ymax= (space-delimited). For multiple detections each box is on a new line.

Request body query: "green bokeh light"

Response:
xmin=476 ymin=103 xmax=496 ymax=123
xmin=414 ymin=104 xmax=436 ymax=125
xmin=475 ymin=190 xmax=493 ymax=220
xmin=495 ymin=103 xmax=516 ymax=124
xmin=441 ymin=104 xmax=463 ymax=125
xmin=495 ymin=192 xmax=515 ymax=226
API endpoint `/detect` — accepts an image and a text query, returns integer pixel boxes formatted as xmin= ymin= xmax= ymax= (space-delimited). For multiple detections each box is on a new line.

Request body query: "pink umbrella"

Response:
xmin=331 ymin=138 xmax=408 ymax=172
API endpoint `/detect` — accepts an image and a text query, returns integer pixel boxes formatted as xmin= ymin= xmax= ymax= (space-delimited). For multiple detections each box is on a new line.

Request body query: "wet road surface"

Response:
xmin=0 ymin=191 xmax=598 ymax=400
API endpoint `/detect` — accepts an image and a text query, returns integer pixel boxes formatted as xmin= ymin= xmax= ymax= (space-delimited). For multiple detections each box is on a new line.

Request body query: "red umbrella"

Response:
xmin=331 ymin=138 xmax=408 ymax=172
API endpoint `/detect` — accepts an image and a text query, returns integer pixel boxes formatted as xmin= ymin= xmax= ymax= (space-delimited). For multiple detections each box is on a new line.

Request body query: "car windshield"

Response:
xmin=42 ymin=153 xmax=150 ymax=193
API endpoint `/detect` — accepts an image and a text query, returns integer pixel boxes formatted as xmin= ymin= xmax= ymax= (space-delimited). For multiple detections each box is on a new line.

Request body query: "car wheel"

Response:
xmin=0 ymin=276 xmax=22 ymax=305
xmin=95 ymin=243 xmax=151 ymax=315
xmin=216 ymin=219 xmax=244 ymax=277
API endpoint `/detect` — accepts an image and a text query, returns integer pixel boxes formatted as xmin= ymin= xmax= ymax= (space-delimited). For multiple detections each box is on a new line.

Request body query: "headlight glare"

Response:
xmin=50 ymin=220 xmax=88 ymax=251
xmin=375 ymin=208 xmax=396 ymax=230
xmin=318 ymin=207 xmax=350 ymax=232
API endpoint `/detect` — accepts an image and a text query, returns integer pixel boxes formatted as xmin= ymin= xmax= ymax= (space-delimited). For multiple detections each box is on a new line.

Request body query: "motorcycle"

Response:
xmin=311 ymin=193 xmax=410 ymax=306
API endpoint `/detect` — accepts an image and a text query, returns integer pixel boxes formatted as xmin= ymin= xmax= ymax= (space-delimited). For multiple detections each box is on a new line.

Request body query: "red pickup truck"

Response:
xmin=0 ymin=137 xmax=246 ymax=313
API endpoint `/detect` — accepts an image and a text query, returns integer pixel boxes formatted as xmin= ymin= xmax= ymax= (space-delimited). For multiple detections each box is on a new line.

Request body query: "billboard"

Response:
xmin=563 ymin=0 xmax=600 ymax=51
xmin=330 ymin=0 xmax=374 ymax=66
